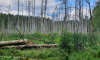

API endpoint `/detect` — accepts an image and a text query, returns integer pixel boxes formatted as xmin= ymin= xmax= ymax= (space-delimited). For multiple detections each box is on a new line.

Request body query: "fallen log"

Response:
xmin=0 ymin=44 xmax=59 ymax=49
xmin=0 ymin=39 xmax=28 ymax=47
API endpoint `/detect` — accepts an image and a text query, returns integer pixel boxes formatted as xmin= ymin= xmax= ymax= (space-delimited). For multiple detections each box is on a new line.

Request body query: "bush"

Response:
xmin=60 ymin=29 xmax=73 ymax=50
xmin=59 ymin=29 xmax=73 ymax=60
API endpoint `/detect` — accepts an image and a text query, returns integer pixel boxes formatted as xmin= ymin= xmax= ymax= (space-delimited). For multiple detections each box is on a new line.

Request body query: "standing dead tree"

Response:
xmin=22 ymin=0 xmax=23 ymax=18
xmin=44 ymin=0 xmax=47 ymax=33
xmin=40 ymin=0 xmax=48 ymax=34
xmin=17 ymin=0 xmax=20 ymax=30
xmin=53 ymin=5 xmax=58 ymax=32
xmin=28 ymin=0 xmax=31 ymax=33
xmin=41 ymin=0 xmax=43 ymax=33
xmin=31 ymin=0 xmax=36 ymax=33
xmin=7 ymin=5 xmax=10 ymax=32
xmin=60 ymin=0 xmax=68 ymax=21
xmin=74 ymin=0 xmax=84 ymax=33
xmin=21 ymin=0 xmax=24 ymax=33
xmin=33 ymin=0 xmax=35 ymax=33
xmin=79 ymin=0 xmax=82 ymax=33
xmin=75 ymin=0 xmax=79 ymax=33
xmin=25 ymin=0 xmax=28 ymax=33
xmin=86 ymin=0 xmax=93 ymax=33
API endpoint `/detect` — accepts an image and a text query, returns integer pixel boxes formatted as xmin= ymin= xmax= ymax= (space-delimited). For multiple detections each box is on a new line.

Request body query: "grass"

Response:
xmin=0 ymin=32 xmax=59 ymax=44
xmin=1 ymin=47 xmax=100 ymax=60
xmin=0 ymin=48 xmax=60 ymax=60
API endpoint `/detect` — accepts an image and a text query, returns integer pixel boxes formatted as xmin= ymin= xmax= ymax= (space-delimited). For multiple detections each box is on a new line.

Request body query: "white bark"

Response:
xmin=8 ymin=5 xmax=10 ymax=32
xmin=17 ymin=0 xmax=20 ymax=30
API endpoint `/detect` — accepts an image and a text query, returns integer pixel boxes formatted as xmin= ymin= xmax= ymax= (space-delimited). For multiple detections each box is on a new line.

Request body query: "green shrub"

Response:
xmin=59 ymin=29 xmax=73 ymax=60
xmin=60 ymin=29 xmax=73 ymax=50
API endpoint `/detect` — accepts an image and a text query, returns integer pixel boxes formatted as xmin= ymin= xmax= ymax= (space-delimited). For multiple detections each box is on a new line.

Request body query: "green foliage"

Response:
xmin=88 ymin=33 xmax=98 ymax=46
xmin=0 ymin=29 xmax=100 ymax=60
xmin=92 ymin=0 xmax=100 ymax=31
xmin=0 ymin=57 xmax=13 ymax=60
xmin=60 ymin=29 xmax=73 ymax=51
xmin=59 ymin=29 xmax=73 ymax=60
xmin=59 ymin=29 xmax=98 ymax=59
xmin=1 ymin=48 xmax=59 ymax=59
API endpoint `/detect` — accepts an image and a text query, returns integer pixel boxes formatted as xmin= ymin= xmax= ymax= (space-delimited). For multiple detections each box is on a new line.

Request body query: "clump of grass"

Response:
xmin=20 ymin=48 xmax=60 ymax=59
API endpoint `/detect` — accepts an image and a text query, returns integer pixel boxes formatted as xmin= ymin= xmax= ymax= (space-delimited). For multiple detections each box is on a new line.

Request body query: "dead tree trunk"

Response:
xmin=64 ymin=1 xmax=67 ymax=21
xmin=44 ymin=0 xmax=47 ymax=33
xmin=41 ymin=0 xmax=44 ymax=33
xmin=33 ymin=0 xmax=35 ymax=33
xmin=21 ymin=0 xmax=24 ymax=33
xmin=8 ymin=5 xmax=10 ymax=33
xmin=25 ymin=0 xmax=28 ymax=33
xmin=28 ymin=0 xmax=31 ymax=33
xmin=86 ymin=0 xmax=93 ymax=34
xmin=17 ymin=0 xmax=20 ymax=30
xmin=79 ymin=0 xmax=82 ymax=33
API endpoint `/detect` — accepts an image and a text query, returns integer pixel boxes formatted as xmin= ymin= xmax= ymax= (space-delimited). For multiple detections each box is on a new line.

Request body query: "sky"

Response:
xmin=0 ymin=0 xmax=97 ymax=19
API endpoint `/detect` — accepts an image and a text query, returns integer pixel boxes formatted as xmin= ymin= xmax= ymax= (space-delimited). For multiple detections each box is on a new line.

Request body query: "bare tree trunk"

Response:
xmin=79 ymin=0 xmax=82 ymax=33
xmin=44 ymin=0 xmax=47 ymax=33
xmin=75 ymin=0 xmax=79 ymax=33
xmin=34 ymin=0 xmax=35 ymax=33
xmin=41 ymin=0 xmax=44 ymax=33
xmin=8 ymin=5 xmax=10 ymax=33
xmin=25 ymin=0 xmax=28 ymax=33
xmin=61 ymin=5 xmax=63 ymax=29
xmin=21 ymin=0 xmax=24 ymax=33
xmin=28 ymin=0 xmax=31 ymax=33
xmin=86 ymin=0 xmax=93 ymax=34
xmin=82 ymin=0 xmax=83 ymax=33
xmin=59 ymin=7 xmax=61 ymax=33
xmin=64 ymin=2 xmax=67 ymax=21
xmin=31 ymin=0 xmax=35 ymax=33
xmin=17 ymin=0 xmax=20 ymax=30
xmin=31 ymin=0 xmax=34 ymax=33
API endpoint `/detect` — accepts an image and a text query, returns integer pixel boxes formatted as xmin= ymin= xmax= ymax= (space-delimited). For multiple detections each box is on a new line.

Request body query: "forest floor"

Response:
xmin=0 ymin=32 xmax=100 ymax=60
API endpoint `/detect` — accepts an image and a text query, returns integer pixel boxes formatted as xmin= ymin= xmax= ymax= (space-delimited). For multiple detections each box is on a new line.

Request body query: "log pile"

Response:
xmin=0 ymin=39 xmax=58 ymax=49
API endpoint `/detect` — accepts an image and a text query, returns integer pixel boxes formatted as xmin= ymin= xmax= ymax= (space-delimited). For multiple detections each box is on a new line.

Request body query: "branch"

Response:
xmin=15 ymin=27 xmax=24 ymax=41
xmin=15 ymin=27 xmax=50 ymax=44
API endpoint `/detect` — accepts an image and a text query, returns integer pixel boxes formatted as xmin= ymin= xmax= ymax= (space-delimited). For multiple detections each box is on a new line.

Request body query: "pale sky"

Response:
xmin=0 ymin=0 xmax=97 ymax=19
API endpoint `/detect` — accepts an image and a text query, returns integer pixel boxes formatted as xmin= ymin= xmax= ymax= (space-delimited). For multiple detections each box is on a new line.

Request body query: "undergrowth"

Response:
xmin=0 ymin=30 xmax=100 ymax=60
